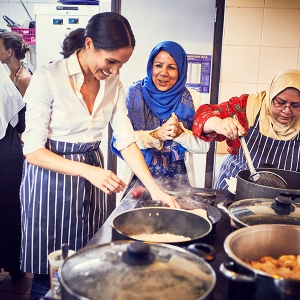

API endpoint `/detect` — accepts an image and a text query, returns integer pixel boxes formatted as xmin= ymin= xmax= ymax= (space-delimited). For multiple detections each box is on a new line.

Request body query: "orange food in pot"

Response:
xmin=247 ymin=255 xmax=300 ymax=280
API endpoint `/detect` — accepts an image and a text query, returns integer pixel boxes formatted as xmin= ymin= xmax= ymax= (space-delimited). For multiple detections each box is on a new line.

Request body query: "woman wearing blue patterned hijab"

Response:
xmin=141 ymin=41 xmax=194 ymax=121
xmin=111 ymin=41 xmax=209 ymax=190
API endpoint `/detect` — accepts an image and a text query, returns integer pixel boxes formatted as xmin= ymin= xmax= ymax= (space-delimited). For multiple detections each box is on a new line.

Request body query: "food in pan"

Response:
xmin=129 ymin=233 xmax=191 ymax=242
xmin=247 ymin=254 xmax=300 ymax=280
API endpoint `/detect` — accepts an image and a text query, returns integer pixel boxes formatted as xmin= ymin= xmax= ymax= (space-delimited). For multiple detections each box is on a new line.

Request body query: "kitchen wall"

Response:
xmin=1 ymin=0 xmax=300 ymax=187
xmin=215 ymin=0 xmax=300 ymax=183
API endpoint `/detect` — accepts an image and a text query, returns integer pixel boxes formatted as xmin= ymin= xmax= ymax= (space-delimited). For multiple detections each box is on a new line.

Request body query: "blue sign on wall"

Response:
xmin=186 ymin=54 xmax=211 ymax=93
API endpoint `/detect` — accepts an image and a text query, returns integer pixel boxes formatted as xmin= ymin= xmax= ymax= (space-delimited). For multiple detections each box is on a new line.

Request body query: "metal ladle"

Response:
xmin=233 ymin=115 xmax=288 ymax=189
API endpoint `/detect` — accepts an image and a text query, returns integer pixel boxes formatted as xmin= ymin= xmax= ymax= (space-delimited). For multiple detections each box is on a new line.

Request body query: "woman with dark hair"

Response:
xmin=0 ymin=31 xmax=33 ymax=96
xmin=21 ymin=12 xmax=179 ymax=300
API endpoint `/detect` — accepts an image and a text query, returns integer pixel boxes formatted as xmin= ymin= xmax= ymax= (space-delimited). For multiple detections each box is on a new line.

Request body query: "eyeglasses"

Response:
xmin=272 ymin=97 xmax=300 ymax=112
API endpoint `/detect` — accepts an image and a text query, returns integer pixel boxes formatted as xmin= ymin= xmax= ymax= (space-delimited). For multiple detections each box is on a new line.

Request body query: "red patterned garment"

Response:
xmin=192 ymin=94 xmax=249 ymax=155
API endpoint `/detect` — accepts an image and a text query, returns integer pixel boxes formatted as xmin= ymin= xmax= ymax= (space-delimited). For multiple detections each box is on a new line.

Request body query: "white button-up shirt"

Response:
xmin=22 ymin=52 xmax=135 ymax=154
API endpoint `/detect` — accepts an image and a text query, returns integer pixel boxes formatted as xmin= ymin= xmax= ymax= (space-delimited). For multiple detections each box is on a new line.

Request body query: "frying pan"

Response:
xmin=111 ymin=207 xmax=212 ymax=245
xmin=234 ymin=115 xmax=288 ymax=189
xmin=135 ymin=199 xmax=221 ymax=226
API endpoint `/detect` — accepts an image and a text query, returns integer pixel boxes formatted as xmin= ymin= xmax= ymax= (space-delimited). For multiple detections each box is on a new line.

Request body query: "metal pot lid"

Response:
xmin=229 ymin=197 xmax=300 ymax=227
xmin=59 ymin=241 xmax=216 ymax=300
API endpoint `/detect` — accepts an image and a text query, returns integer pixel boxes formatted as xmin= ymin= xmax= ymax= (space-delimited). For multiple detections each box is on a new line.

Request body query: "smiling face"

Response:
xmin=151 ymin=50 xmax=178 ymax=92
xmin=270 ymin=88 xmax=300 ymax=124
xmin=82 ymin=38 xmax=133 ymax=80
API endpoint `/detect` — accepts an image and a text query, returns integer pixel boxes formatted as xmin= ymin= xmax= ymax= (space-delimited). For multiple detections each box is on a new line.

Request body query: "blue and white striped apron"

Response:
xmin=215 ymin=113 xmax=300 ymax=190
xmin=20 ymin=140 xmax=107 ymax=274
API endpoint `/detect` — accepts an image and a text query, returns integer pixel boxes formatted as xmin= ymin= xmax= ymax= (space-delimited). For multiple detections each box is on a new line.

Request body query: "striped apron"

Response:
xmin=215 ymin=113 xmax=300 ymax=190
xmin=20 ymin=140 xmax=107 ymax=274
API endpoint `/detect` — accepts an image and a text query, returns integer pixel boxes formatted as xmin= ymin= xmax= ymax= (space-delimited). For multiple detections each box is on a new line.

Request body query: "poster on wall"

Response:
xmin=186 ymin=54 xmax=211 ymax=93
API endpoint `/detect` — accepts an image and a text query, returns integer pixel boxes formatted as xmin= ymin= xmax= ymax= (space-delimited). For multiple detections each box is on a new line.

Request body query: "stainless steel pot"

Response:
xmin=235 ymin=168 xmax=300 ymax=201
xmin=220 ymin=224 xmax=300 ymax=300
xmin=59 ymin=241 xmax=216 ymax=300
xmin=218 ymin=196 xmax=300 ymax=229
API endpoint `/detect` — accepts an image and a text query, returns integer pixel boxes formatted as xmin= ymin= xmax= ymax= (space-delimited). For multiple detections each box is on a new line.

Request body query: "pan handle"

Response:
xmin=219 ymin=261 xmax=256 ymax=283
xmin=217 ymin=200 xmax=233 ymax=215
xmin=184 ymin=243 xmax=215 ymax=262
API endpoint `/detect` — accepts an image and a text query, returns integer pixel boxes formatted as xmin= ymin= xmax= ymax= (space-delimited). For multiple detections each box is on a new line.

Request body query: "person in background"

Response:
xmin=192 ymin=69 xmax=300 ymax=190
xmin=0 ymin=62 xmax=26 ymax=282
xmin=111 ymin=41 xmax=209 ymax=194
xmin=0 ymin=31 xmax=33 ymax=96
xmin=20 ymin=12 xmax=179 ymax=300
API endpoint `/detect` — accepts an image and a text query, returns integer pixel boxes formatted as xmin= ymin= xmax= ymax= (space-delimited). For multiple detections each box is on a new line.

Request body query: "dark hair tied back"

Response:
xmin=0 ymin=31 xmax=31 ymax=60
xmin=85 ymin=12 xmax=135 ymax=50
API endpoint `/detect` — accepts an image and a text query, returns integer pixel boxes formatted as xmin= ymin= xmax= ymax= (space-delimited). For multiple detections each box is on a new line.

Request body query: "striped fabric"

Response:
xmin=20 ymin=140 xmax=107 ymax=274
xmin=215 ymin=113 xmax=300 ymax=190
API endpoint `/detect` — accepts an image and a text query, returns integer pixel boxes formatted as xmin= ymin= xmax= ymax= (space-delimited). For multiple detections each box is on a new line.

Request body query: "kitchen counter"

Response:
xmin=87 ymin=180 xmax=236 ymax=300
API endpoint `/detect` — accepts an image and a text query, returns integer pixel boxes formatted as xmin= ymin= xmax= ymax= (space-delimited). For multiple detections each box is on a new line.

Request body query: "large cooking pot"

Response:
xmin=218 ymin=196 xmax=300 ymax=229
xmin=220 ymin=224 xmax=300 ymax=300
xmin=235 ymin=168 xmax=300 ymax=201
xmin=59 ymin=241 xmax=216 ymax=300
xmin=111 ymin=207 xmax=212 ymax=244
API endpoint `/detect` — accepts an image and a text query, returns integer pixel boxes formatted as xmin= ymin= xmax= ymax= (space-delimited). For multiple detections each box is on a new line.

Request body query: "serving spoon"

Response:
xmin=233 ymin=115 xmax=288 ymax=189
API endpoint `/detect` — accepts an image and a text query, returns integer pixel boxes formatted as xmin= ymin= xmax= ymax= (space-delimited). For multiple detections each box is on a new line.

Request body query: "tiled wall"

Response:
xmin=216 ymin=0 xmax=300 ymax=172
xmin=0 ymin=0 xmax=55 ymax=31
xmin=2 ymin=0 xmax=300 ymax=186
xmin=220 ymin=0 xmax=300 ymax=103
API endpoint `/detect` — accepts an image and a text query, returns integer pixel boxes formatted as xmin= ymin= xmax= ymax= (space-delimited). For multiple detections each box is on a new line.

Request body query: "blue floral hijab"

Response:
xmin=141 ymin=41 xmax=195 ymax=121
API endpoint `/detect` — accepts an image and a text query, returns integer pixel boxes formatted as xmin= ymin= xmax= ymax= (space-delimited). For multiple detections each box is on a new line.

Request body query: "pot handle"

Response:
xmin=185 ymin=243 xmax=215 ymax=262
xmin=219 ymin=261 xmax=256 ymax=283
xmin=217 ymin=200 xmax=233 ymax=215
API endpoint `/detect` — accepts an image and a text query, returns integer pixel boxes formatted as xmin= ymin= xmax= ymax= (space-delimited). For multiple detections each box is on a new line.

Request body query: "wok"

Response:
xmin=135 ymin=199 xmax=222 ymax=226
xmin=111 ymin=207 xmax=212 ymax=245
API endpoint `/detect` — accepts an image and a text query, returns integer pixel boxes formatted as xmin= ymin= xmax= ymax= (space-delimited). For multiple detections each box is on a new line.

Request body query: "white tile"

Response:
xmin=7 ymin=6 xmax=29 ymax=27
xmin=226 ymin=0 xmax=264 ymax=8
xmin=262 ymin=8 xmax=300 ymax=47
xmin=257 ymin=83 xmax=270 ymax=92
xmin=26 ymin=2 xmax=35 ymax=20
xmin=219 ymin=82 xmax=258 ymax=104
xmin=265 ymin=0 xmax=300 ymax=9
xmin=223 ymin=7 xmax=263 ymax=46
xmin=298 ymin=51 xmax=300 ymax=70
xmin=258 ymin=47 xmax=299 ymax=83
xmin=220 ymin=45 xmax=260 ymax=83
xmin=0 ymin=3 xmax=9 ymax=27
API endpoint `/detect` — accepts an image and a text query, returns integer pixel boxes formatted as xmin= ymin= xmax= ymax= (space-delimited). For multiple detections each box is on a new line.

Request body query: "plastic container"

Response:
xmin=11 ymin=27 xmax=35 ymax=45
xmin=48 ymin=249 xmax=75 ymax=299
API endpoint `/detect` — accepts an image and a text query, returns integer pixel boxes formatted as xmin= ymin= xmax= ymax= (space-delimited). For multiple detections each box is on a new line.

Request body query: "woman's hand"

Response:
xmin=150 ymin=189 xmax=181 ymax=209
xmin=155 ymin=113 xmax=184 ymax=141
xmin=204 ymin=116 xmax=245 ymax=139
xmin=25 ymin=148 xmax=126 ymax=195
xmin=85 ymin=166 xmax=126 ymax=194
